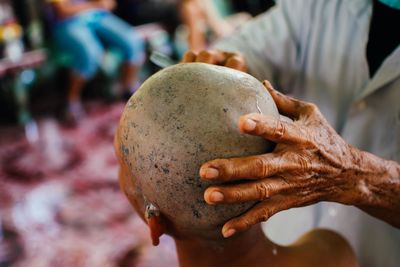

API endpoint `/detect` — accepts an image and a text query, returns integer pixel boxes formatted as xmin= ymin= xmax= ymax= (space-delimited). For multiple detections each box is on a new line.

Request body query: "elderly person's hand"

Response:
xmin=181 ymin=49 xmax=247 ymax=72
xmin=197 ymin=80 xmax=400 ymax=238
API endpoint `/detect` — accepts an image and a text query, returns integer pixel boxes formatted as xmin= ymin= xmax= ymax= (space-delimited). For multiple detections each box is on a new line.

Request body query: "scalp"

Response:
xmin=117 ymin=63 xmax=279 ymax=239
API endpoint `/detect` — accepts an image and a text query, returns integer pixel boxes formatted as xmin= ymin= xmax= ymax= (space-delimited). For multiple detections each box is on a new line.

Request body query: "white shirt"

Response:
xmin=215 ymin=0 xmax=400 ymax=266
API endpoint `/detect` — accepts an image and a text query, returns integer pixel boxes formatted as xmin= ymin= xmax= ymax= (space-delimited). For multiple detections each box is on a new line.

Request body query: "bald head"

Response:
xmin=115 ymin=63 xmax=278 ymax=239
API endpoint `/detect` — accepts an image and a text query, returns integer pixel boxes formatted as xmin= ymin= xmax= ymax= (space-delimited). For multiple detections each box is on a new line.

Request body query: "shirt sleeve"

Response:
xmin=214 ymin=0 xmax=313 ymax=93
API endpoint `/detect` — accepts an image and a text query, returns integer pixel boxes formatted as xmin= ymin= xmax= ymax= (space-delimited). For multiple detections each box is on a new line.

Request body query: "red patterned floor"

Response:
xmin=0 ymin=102 xmax=178 ymax=267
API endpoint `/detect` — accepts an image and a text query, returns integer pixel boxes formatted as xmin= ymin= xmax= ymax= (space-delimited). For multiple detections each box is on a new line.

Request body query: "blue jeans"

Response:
xmin=53 ymin=10 xmax=144 ymax=79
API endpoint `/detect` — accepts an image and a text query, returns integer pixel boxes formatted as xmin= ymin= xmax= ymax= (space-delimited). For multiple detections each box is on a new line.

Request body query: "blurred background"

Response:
xmin=0 ymin=0 xmax=274 ymax=266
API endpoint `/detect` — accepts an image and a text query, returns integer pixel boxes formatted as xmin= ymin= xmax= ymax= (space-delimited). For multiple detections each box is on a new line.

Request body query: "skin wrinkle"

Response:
xmin=182 ymin=50 xmax=400 ymax=232
xmin=115 ymin=62 xmax=356 ymax=267
xmin=211 ymin=177 xmax=297 ymax=203
xmin=255 ymin=181 xmax=272 ymax=200
xmin=232 ymin=188 xmax=245 ymax=202
xmin=230 ymin=87 xmax=400 ymax=229
xmin=275 ymin=154 xmax=285 ymax=174
xmin=272 ymin=116 xmax=285 ymax=141
xmin=260 ymin=156 xmax=273 ymax=177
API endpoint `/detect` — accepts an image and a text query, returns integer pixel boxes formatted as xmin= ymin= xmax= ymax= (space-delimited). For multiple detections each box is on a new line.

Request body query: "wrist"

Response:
xmin=332 ymin=147 xmax=390 ymax=204
xmin=341 ymin=147 xmax=400 ymax=207
xmin=385 ymin=159 xmax=400 ymax=182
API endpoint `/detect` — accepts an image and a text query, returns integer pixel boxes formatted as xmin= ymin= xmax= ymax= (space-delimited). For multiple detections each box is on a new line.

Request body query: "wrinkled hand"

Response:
xmin=199 ymin=81 xmax=386 ymax=237
xmin=98 ymin=0 xmax=116 ymax=11
xmin=181 ymin=49 xmax=247 ymax=72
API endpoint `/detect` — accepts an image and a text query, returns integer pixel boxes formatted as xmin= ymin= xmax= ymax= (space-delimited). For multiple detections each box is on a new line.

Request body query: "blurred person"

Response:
xmin=179 ymin=0 xmax=250 ymax=52
xmin=47 ymin=0 xmax=145 ymax=125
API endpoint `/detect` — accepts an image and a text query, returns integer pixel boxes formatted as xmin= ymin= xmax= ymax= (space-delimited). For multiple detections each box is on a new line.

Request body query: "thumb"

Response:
xmin=263 ymin=80 xmax=309 ymax=119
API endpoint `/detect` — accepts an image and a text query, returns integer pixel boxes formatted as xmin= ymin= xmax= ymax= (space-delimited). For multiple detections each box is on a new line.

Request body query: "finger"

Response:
xmin=204 ymin=177 xmax=294 ymax=204
xmin=195 ymin=50 xmax=225 ymax=64
xmin=225 ymin=55 xmax=247 ymax=72
xmin=238 ymin=113 xmax=310 ymax=145
xmin=221 ymin=193 xmax=322 ymax=237
xmin=263 ymin=80 xmax=315 ymax=119
xmin=181 ymin=51 xmax=198 ymax=63
xmin=200 ymin=153 xmax=297 ymax=181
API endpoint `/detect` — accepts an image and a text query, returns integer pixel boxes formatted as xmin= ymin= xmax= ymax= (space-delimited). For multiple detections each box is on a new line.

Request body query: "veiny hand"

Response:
xmin=199 ymin=80 xmax=400 ymax=237
xmin=181 ymin=49 xmax=248 ymax=72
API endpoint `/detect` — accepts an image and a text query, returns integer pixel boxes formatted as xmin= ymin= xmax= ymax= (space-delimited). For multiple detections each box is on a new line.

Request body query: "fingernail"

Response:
xmin=209 ymin=191 xmax=224 ymax=203
xmin=223 ymin=228 xmax=236 ymax=238
xmin=243 ymin=119 xmax=256 ymax=131
xmin=201 ymin=167 xmax=219 ymax=179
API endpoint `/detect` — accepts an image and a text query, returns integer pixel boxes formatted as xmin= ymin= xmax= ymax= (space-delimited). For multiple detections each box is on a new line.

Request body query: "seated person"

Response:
xmin=47 ymin=0 xmax=145 ymax=124
xmin=179 ymin=0 xmax=250 ymax=52
xmin=114 ymin=63 xmax=357 ymax=267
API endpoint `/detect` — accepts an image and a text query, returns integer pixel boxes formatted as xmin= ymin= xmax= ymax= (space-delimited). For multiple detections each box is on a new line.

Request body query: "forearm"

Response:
xmin=51 ymin=1 xmax=101 ymax=18
xmin=203 ymin=0 xmax=229 ymax=37
xmin=338 ymin=148 xmax=400 ymax=227
xmin=180 ymin=3 xmax=206 ymax=51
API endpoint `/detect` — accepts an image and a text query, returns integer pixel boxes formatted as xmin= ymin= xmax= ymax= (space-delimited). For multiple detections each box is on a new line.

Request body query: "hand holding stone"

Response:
xmin=200 ymin=81 xmax=400 ymax=237
xmin=181 ymin=49 xmax=248 ymax=72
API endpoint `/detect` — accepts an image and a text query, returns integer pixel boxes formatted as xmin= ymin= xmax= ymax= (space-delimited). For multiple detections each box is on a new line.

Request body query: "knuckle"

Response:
xmin=254 ymin=157 xmax=269 ymax=176
xmin=197 ymin=50 xmax=213 ymax=62
xmin=232 ymin=190 xmax=245 ymax=202
xmin=272 ymin=120 xmax=286 ymax=140
xmin=255 ymin=183 xmax=271 ymax=199
xmin=258 ymin=209 xmax=271 ymax=223
xmin=294 ymin=153 xmax=312 ymax=175
xmin=260 ymin=213 xmax=269 ymax=222
xmin=303 ymin=103 xmax=319 ymax=114
xmin=217 ymin=159 xmax=234 ymax=178
xmin=182 ymin=51 xmax=195 ymax=62
xmin=226 ymin=56 xmax=241 ymax=64
xmin=199 ymin=50 xmax=211 ymax=57
xmin=242 ymin=218 xmax=254 ymax=230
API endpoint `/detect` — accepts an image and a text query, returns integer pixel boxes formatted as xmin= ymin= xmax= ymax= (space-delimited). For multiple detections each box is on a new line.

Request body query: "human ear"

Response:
xmin=145 ymin=203 xmax=166 ymax=246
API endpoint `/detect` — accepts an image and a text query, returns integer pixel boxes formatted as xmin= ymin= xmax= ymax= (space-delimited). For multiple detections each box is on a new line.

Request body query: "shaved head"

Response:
xmin=115 ymin=63 xmax=278 ymax=239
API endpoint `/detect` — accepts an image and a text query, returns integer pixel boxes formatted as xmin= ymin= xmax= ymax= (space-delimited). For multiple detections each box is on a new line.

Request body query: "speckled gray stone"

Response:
xmin=119 ymin=63 xmax=279 ymax=239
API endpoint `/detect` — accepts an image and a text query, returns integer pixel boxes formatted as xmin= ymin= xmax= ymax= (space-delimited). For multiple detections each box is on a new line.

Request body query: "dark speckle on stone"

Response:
xmin=154 ymin=164 xmax=158 ymax=169
xmin=196 ymin=198 xmax=206 ymax=204
xmin=223 ymin=108 xmax=228 ymax=113
xmin=121 ymin=145 xmax=129 ymax=156
xmin=197 ymin=143 xmax=206 ymax=153
xmin=130 ymin=122 xmax=138 ymax=128
xmin=191 ymin=205 xmax=201 ymax=219
xmin=161 ymin=166 xmax=170 ymax=174
xmin=177 ymin=104 xmax=185 ymax=114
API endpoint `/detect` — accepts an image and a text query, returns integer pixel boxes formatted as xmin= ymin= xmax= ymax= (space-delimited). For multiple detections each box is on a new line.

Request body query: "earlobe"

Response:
xmin=145 ymin=203 xmax=165 ymax=246
xmin=147 ymin=215 xmax=165 ymax=246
